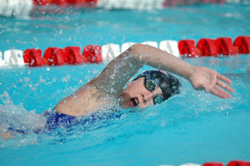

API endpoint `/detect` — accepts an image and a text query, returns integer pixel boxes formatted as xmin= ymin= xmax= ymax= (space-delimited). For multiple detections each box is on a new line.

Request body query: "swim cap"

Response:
xmin=133 ymin=70 xmax=181 ymax=100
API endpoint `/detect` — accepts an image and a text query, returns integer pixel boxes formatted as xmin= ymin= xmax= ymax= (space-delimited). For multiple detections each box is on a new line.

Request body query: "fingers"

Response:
xmin=216 ymin=80 xmax=234 ymax=93
xmin=209 ymin=85 xmax=232 ymax=98
xmin=217 ymin=73 xmax=232 ymax=85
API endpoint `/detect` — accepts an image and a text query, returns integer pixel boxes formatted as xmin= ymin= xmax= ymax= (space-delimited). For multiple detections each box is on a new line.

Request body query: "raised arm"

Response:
xmin=93 ymin=44 xmax=234 ymax=98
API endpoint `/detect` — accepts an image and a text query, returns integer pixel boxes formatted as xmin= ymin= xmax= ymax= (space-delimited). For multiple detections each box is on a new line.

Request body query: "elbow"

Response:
xmin=126 ymin=43 xmax=144 ymax=58
xmin=118 ymin=43 xmax=145 ymax=64
xmin=129 ymin=43 xmax=143 ymax=54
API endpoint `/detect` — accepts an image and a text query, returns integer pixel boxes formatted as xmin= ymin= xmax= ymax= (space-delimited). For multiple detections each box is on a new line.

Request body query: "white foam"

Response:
xmin=0 ymin=91 xmax=47 ymax=144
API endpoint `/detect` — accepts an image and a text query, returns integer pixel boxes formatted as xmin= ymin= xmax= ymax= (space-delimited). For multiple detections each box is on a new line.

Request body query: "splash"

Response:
xmin=0 ymin=91 xmax=47 ymax=147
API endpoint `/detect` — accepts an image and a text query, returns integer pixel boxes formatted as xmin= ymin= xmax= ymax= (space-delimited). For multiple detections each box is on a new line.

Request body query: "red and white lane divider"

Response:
xmin=0 ymin=36 xmax=249 ymax=67
xmin=159 ymin=160 xmax=250 ymax=166
xmin=21 ymin=45 xmax=102 ymax=67
xmin=178 ymin=36 xmax=250 ymax=57
xmin=1 ymin=0 xmax=249 ymax=17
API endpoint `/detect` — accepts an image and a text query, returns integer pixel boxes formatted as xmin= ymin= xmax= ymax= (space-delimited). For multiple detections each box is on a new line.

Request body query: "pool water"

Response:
xmin=0 ymin=4 xmax=250 ymax=166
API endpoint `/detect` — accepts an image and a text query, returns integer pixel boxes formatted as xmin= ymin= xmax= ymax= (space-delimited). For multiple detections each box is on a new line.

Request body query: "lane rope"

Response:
xmin=0 ymin=36 xmax=249 ymax=67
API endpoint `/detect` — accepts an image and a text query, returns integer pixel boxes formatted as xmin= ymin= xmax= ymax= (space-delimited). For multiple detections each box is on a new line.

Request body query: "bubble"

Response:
xmin=39 ymin=76 xmax=46 ymax=83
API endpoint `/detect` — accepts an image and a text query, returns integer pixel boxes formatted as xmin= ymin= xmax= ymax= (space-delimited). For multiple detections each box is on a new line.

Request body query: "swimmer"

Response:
xmin=0 ymin=44 xmax=234 ymax=140
xmin=55 ymin=44 xmax=234 ymax=116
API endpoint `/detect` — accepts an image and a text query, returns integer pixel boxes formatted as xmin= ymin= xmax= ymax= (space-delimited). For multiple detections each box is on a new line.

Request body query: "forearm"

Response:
xmin=94 ymin=43 xmax=195 ymax=96
xmin=94 ymin=43 xmax=233 ymax=99
xmin=130 ymin=44 xmax=195 ymax=80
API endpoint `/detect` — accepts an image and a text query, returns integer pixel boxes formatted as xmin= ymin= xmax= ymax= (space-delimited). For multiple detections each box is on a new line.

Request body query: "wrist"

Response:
xmin=184 ymin=65 xmax=196 ymax=80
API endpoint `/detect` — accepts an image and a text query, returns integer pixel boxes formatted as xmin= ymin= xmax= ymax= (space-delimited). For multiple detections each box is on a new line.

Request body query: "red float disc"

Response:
xmin=234 ymin=36 xmax=250 ymax=54
xmin=64 ymin=46 xmax=84 ymax=64
xmin=227 ymin=161 xmax=250 ymax=166
xmin=178 ymin=39 xmax=197 ymax=57
xmin=23 ymin=49 xmax=44 ymax=67
xmin=44 ymin=47 xmax=65 ymax=66
xmin=197 ymin=38 xmax=218 ymax=57
xmin=83 ymin=45 xmax=102 ymax=63
xmin=215 ymin=37 xmax=237 ymax=55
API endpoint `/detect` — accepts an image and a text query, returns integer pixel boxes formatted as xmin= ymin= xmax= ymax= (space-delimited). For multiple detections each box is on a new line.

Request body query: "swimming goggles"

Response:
xmin=144 ymin=78 xmax=164 ymax=105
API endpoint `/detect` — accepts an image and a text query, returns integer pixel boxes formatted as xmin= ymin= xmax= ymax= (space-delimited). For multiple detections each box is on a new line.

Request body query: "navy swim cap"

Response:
xmin=133 ymin=70 xmax=181 ymax=100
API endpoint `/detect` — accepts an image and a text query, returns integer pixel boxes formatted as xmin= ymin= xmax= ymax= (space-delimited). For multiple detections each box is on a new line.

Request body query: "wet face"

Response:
xmin=121 ymin=77 xmax=163 ymax=109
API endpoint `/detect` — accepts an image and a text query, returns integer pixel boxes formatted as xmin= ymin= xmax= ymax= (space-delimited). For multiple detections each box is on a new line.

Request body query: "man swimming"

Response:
xmin=0 ymin=44 xmax=234 ymax=140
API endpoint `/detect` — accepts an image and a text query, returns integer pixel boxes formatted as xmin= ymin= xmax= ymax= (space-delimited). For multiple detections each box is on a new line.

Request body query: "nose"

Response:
xmin=142 ymin=92 xmax=154 ymax=104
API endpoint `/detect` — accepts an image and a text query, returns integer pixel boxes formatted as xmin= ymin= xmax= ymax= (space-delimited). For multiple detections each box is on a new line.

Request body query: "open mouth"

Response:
xmin=127 ymin=97 xmax=139 ymax=107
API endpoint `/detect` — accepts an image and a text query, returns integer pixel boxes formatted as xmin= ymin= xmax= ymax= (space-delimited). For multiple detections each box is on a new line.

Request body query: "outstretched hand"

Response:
xmin=189 ymin=66 xmax=234 ymax=98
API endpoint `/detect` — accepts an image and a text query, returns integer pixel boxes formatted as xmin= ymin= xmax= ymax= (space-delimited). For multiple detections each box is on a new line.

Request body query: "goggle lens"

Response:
xmin=145 ymin=79 xmax=156 ymax=91
xmin=145 ymin=78 xmax=164 ymax=105
xmin=153 ymin=95 xmax=164 ymax=105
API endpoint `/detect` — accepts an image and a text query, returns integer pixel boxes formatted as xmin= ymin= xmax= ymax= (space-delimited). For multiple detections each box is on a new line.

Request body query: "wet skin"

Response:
xmin=54 ymin=44 xmax=234 ymax=117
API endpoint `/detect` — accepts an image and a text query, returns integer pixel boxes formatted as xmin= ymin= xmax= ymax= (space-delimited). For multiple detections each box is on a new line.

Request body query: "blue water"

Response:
xmin=1 ymin=4 xmax=250 ymax=51
xmin=0 ymin=4 xmax=250 ymax=166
